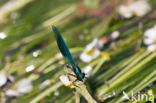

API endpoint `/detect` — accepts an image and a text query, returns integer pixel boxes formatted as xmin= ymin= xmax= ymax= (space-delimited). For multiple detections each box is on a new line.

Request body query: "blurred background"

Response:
xmin=0 ymin=0 xmax=156 ymax=103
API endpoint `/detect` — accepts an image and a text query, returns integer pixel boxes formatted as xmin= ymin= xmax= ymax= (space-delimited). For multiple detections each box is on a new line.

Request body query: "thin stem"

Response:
xmin=65 ymin=66 xmax=97 ymax=103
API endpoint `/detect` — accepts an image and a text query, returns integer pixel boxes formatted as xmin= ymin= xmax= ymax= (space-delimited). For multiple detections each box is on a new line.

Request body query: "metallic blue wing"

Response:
xmin=52 ymin=26 xmax=76 ymax=67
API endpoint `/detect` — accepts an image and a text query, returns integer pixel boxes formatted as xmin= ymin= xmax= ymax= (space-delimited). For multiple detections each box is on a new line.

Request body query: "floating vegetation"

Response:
xmin=0 ymin=0 xmax=156 ymax=103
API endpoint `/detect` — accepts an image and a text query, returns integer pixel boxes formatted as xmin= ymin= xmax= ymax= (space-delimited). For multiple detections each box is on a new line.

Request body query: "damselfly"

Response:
xmin=51 ymin=26 xmax=85 ymax=81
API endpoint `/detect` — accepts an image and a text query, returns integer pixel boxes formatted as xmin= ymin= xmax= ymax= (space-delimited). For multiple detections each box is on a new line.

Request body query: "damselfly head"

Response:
xmin=77 ymin=72 xmax=86 ymax=81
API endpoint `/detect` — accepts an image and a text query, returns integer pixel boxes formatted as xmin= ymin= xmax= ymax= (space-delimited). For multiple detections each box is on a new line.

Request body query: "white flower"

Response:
xmin=15 ymin=79 xmax=33 ymax=94
xmin=39 ymin=80 xmax=51 ymax=89
xmin=0 ymin=32 xmax=7 ymax=39
xmin=110 ymin=31 xmax=120 ymax=39
xmin=0 ymin=71 xmax=14 ymax=88
xmin=144 ymin=25 xmax=156 ymax=45
xmin=80 ymin=38 xmax=101 ymax=62
xmin=32 ymin=50 xmax=41 ymax=57
xmin=118 ymin=0 xmax=151 ymax=18
xmin=87 ymin=38 xmax=103 ymax=50
xmin=143 ymin=25 xmax=156 ymax=52
xmin=5 ymin=89 xmax=20 ymax=97
xmin=83 ymin=66 xmax=93 ymax=77
xmin=5 ymin=78 xmax=33 ymax=97
xmin=84 ymin=66 xmax=93 ymax=74
xmin=80 ymin=49 xmax=100 ymax=62
xmin=130 ymin=0 xmax=150 ymax=16
xmin=144 ymin=38 xmax=155 ymax=45
xmin=118 ymin=5 xmax=133 ymax=18
xmin=59 ymin=75 xmax=71 ymax=86
xmin=59 ymin=75 xmax=75 ymax=88
xmin=147 ymin=44 xmax=156 ymax=52
xmin=25 ymin=65 xmax=35 ymax=72
xmin=0 ymin=72 xmax=7 ymax=87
